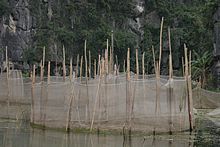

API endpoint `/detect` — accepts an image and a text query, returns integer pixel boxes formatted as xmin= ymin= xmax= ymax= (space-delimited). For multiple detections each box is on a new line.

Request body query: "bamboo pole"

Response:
xmin=40 ymin=60 xmax=43 ymax=81
xmin=111 ymin=30 xmax=114 ymax=68
xmin=155 ymin=61 xmax=160 ymax=114
xmin=168 ymin=54 xmax=173 ymax=134
xmin=189 ymin=50 xmax=192 ymax=76
xmin=6 ymin=46 xmax=8 ymax=79
xmin=127 ymin=48 xmax=130 ymax=80
xmin=94 ymin=59 xmax=96 ymax=79
xmin=40 ymin=60 xmax=43 ymax=121
xmin=43 ymin=46 xmax=45 ymax=68
xmin=115 ymin=55 xmax=118 ymax=70
xmin=109 ymin=47 xmax=112 ymax=74
xmin=89 ymin=50 xmax=91 ymax=79
xmin=123 ymin=60 xmax=126 ymax=73
xmin=76 ymin=54 xmax=79 ymax=78
xmin=182 ymin=57 xmax=185 ymax=76
xmin=43 ymin=61 xmax=50 ymax=126
xmin=106 ymin=39 xmax=109 ymax=74
xmin=80 ymin=56 xmax=83 ymax=82
xmin=126 ymin=48 xmax=131 ymax=132
xmin=97 ymin=55 xmax=101 ymax=76
xmin=6 ymin=46 xmax=9 ymax=119
xmin=184 ymin=44 xmax=193 ymax=132
xmin=158 ymin=17 xmax=164 ymax=72
xmin=136 ymin=49 xmax=139 ymax=79
xmin=65 ymin=65 xmax=76 ymax=132
xmin=31 ymin=65 xmax=36 ymax=123
xmin=168 ymin=27 xmax=173 ymax=78
xmin=70 ymin=58 xmax=73 ymax=81
xmin=142 ymin=52 xmax=145 ymax=79
xmin=65 ymin=84 xmax=75 ymax=132
xmin=63 ymin=46 xmax=66 ymax=82
xmin=47 ymin=61 xmax=50 ymax=84
xmin=188 ymin=49 xmax=193 ymax=129
xmin=152 ymin=46 xmax=156 ymax=74
xmin=66 ymin=66 xmax=75 ymax=132
xmin=84 ymin=40 xmax=88 ymax=80
xmin=90 ymin=57 xmax=102 ymax=131
xmin=131 ymin=49 xmax=139 ymax=123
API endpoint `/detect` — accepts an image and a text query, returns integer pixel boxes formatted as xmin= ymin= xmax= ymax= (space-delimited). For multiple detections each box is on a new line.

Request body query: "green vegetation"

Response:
xmin=1 ymin=0 xmax=219 ymax=87
xmin=192 ymin=51 xmax=212 ymax=88
xmin=0 ymin=0 xmax=9 ymax=16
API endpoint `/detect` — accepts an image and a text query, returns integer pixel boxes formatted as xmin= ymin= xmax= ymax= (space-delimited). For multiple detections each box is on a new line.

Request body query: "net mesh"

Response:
xmin=0 ymin=70 xmax=193 ymax=134
xmin=193 ymin=87 xmax=220 ymax=109
xmin=31 ymin=74 xmax=190 ymax=133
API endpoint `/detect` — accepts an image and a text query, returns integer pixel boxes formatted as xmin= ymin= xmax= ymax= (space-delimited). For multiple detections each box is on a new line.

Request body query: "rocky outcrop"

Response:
xmin=0 ymin=0 xmax=33 ymax=61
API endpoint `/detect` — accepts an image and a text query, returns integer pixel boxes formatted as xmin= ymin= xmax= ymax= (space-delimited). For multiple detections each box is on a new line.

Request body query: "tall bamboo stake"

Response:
xmin=84 ymin=40 xmax=88 ymax=80
xmin=94 ymin=59 xmax=96 ymax=78
xmin=80 ymin=56 xmax=83 ymax=82
xmin=6 ymin=46 xmax=8 ymax=79
xmin=39 ymin=60 xmax=43 ymax=121
xmin=70 ymin=58 xmax=73 ymax=81
xmin=189 ymin=51 xmax=192 ymax=76
xmin=6 ymin=46 xmax=9 ymax=118
xmin=109 ymin=47 xmax=112 ymax=74
xmin=89 ymin=50 xmax=91 ymax=79
xmin=97 ymin=55 xmax=101 ymax=76
xmin=155 ymin=61 xmax=160 ymax=114
xmin=126 ymin=48 xmax=131 ymax=131
xmin=63 ymin=46 xmax=66 ymax=82
xmin=184 ymin=44 xmax=193 ymax=132
xmin=168 ymin=27 xmax=173 ymax=78
xmin=127 ymin=48 xmax=130 ymax=80
xmin=168 ymin=54 xmax=173 ymax=134
xmin=43 ymin=61 xmax=50 ymax=126
xmin=115 ymin=55 xmax=118 ymax=69
xmin=66 ymin=67 xmax=75 ymax=132
xmin=90 ymin=57 xmax=102 ymax=131
xmin=40 ymin=60 xmax=43 ymax=81
xmin=136 ymin=49 xmax=139 ymax=79
xmin=142 ymin=52 xmax=145 ymax=79
xmin=47 ymin=61 xmax=51 ymax=84
xmin=182 ymin=57 xmax=185 ymax=76
xmin=158 ymin=17 xmax=164 ymax=72
xmin=123 ymin=60 xmax=126 ymax=73
xmin=106 ymin=39 xmax=109 ymax=74
xmin=76 ymin=54 xmax=79 ymax=78
xmin=43 ymin=46 xmax=45 ymax=68
xmin=188 ymin=49 xmax=193 ymax=129
xmin=31 ymin=64 xmax=36 ymax=123
xmin=111 ymin=30 xmax=114 ymax=68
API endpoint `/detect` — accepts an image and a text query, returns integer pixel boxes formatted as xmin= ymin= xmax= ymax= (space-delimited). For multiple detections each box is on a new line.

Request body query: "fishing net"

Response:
xmin=0 ymin=70 xmax=193 ymax=134
xmin=0 ymin=70 xmax=31 ymax=119
xmin=31 ymin=74 xmax=191 ymax=134
xmin=193 ymin=87 xmax=220 ymax=109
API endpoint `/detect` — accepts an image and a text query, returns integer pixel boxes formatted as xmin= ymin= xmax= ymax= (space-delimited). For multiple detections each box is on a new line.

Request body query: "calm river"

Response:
xmin=0 ymin=113 xmax=220 ymax=147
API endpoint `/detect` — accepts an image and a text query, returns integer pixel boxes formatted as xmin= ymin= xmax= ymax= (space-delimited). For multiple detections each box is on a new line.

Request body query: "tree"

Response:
xmin=191 ymin=50 xmax=212 ymax=88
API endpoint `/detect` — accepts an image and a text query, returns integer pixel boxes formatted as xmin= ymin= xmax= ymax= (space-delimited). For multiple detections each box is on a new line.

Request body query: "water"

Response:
xmin=0 ymin=111 xmax=220 ymax=147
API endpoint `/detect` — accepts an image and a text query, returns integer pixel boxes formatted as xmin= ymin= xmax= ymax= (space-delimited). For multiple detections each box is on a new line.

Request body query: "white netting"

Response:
xmin=193 ymin=87 xmax=220 ymax=109
xmin=0 ymin=71 xmax=192 ymax=134
xmin=0 ymin=70 xmax=31 ymax=119
xmin=31 ymin=74 xmax=191 ymax=133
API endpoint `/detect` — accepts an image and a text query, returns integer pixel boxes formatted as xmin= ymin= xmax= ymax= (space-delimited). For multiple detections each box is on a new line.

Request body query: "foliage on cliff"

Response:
xmin=1 ymin=0 xmax=219 ymax=77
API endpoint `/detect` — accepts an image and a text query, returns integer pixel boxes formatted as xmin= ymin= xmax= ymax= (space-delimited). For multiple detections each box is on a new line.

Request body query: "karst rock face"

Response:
xmin=0 ymin=0 xmax=147 ymax=62
xmin=0 ymin=0 xmax=34 ymax=62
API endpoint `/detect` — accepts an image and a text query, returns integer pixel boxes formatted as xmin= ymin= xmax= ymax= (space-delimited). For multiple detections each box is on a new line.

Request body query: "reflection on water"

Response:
xmin=0 ymin=116 xmax=219 ymax=147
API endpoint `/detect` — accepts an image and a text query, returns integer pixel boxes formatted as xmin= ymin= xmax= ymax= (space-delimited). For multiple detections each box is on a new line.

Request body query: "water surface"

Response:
xmin=0 ymin=112 xmax=219 ymax=147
